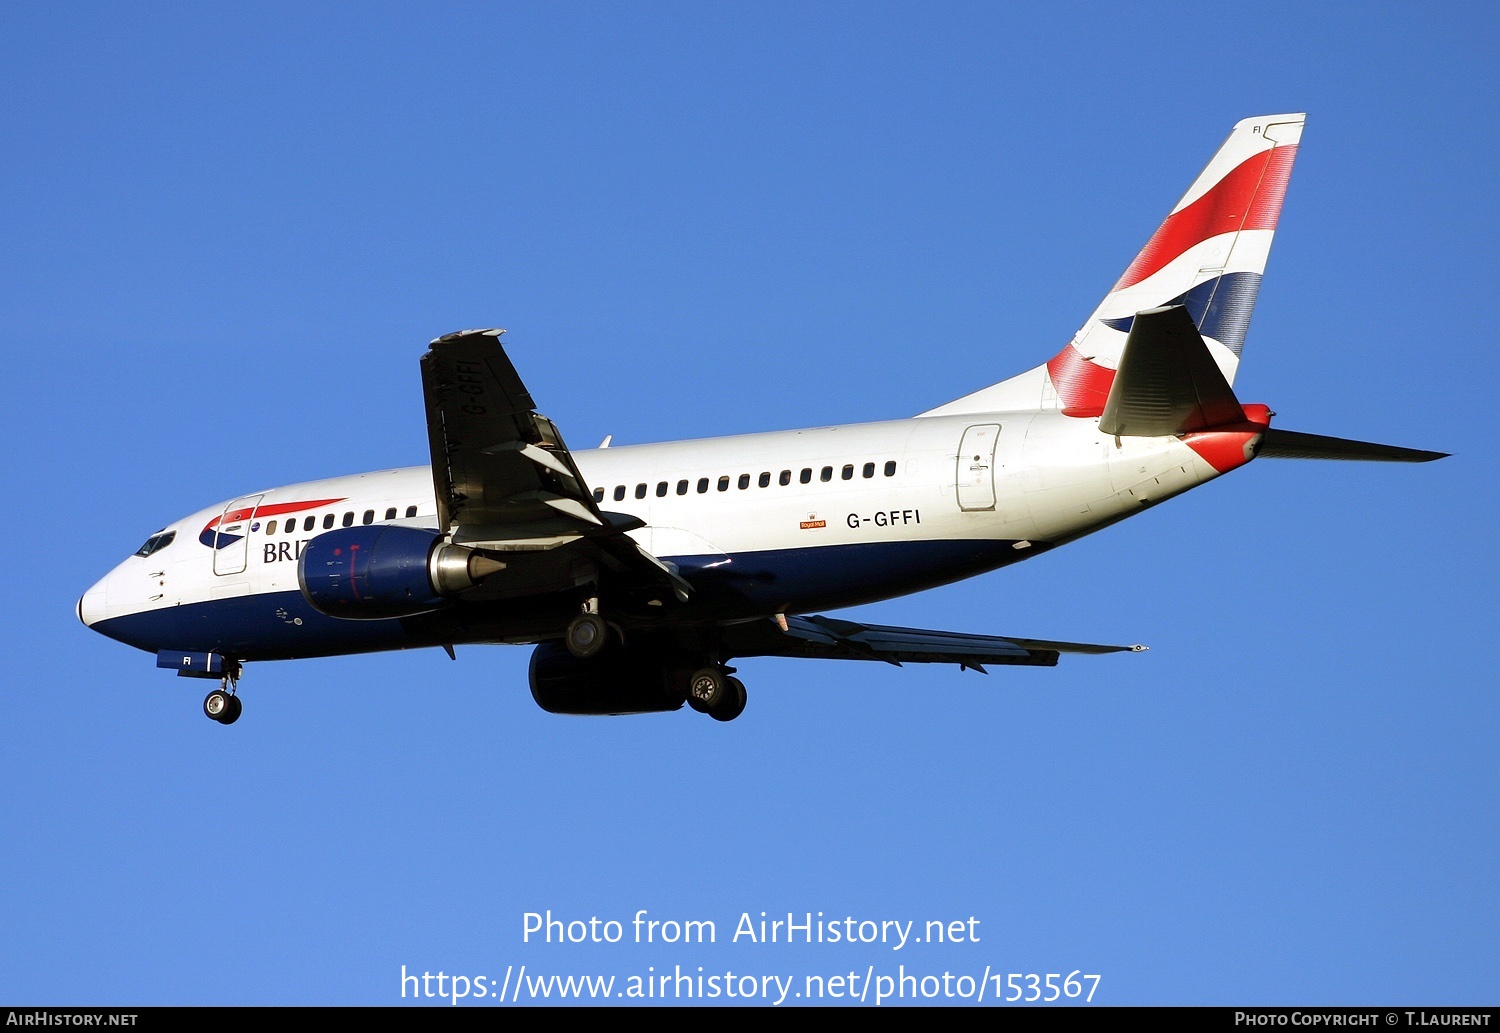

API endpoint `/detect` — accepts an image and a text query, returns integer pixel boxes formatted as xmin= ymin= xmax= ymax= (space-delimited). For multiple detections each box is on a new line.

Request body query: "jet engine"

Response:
xmin=528 ymin=642 xmax=686 ymax=715
xmin=298 ymin=525 xmax=505 ymax=619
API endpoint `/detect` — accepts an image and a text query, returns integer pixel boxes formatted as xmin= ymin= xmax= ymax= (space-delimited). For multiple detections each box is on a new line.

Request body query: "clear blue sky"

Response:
xmin=1 ymin=1 xmax=1495 ymax=1006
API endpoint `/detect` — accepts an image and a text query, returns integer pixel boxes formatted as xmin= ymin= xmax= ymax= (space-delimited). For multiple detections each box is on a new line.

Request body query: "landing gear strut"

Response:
xmin=686 ymin=666 xmax=747 ymax=722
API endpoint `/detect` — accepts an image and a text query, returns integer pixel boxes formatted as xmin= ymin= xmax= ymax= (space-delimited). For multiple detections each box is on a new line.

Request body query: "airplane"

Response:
xmin=78 ymin=112 xmax=1445 ymax=725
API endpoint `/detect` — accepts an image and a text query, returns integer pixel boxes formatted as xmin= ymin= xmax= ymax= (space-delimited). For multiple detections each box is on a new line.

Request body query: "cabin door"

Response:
xmin=956 ymin=424 xmax=1000 ymax=511
xmin=212 ymin=494 xmax=264 ymax=576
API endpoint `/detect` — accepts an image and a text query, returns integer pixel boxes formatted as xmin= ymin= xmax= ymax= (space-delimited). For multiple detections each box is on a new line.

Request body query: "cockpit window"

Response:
xmin=134 ymin=530 xmax=176 ymax=558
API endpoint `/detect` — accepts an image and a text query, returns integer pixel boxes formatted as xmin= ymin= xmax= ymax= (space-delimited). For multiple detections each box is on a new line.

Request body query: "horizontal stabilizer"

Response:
xmin=1099 ymin=305 xmax=1244 ymax=437
xmin=1257 ymin=429 xmax=1448 ymax=463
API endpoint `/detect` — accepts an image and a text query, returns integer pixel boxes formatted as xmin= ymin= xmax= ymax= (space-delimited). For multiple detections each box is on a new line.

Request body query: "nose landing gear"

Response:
xmin=203 ymin=660 xmax=243 ymax=725
xmin=203 ymin=689 xmax=242 ymax=724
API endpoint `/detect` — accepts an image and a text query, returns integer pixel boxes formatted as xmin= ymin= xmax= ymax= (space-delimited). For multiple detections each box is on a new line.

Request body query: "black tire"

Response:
xmin=686 ymin=667 xmax=726 ymax=710
xmin=710 ymin=677 xmax=747 ymax=722
xmin=564 ymin=613 xmax=609 ymax=659
xmin=203 ymin=690 xmax=232 ymax=722
xmin=220 ymin=695 xmax=243 ymax=725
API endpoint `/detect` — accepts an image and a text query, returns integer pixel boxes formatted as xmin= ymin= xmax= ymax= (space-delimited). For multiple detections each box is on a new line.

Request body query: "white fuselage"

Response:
xmin=79 ymin=410 xmax=1234 ymax=660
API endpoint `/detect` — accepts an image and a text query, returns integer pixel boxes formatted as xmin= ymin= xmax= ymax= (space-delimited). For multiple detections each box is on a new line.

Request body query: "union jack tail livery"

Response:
xmin=925 ymin=113 xmax=1304 ymax=418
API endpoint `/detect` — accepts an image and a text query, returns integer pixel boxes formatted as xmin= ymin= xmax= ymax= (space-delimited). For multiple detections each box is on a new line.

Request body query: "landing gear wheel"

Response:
xmin=219 ymin=694 xmax=243 ymax=725
xmin=565 ymin=613 xmax=609 ymax=659
xmin=687 ymin=667 xmax=727 ymax=710
xmin=204 ymin=689 xmax=235 ymax=723
xmin=709 ymin=676 xmax=747 ymax=723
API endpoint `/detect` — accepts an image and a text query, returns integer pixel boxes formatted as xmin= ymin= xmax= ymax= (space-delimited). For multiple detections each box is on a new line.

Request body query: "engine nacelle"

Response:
xmin=529 ymin=642 xmax=686 ymax=715
xmin=298 ymin=525 xmax=505 ymax=620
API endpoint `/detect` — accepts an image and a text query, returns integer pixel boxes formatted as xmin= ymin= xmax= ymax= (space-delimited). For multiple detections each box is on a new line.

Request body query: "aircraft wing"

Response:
xmin=725 ymin=614 xmax=1145 ymax=671
xmin=421 ymin=329 xmax=691 ymax=600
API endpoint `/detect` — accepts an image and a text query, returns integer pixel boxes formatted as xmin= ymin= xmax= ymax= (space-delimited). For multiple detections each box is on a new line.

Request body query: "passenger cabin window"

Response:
xmin=614 ymin=486 xmax=626 ymax=502
xmin=677 ymin=479 xmax=689 ymax=496
xmin=285 ymin=519 xmax=295 ymax=535
xmin=656 ymin=481 xmax=668 ymax=497
xmin=800 ymin=468 xmax=812 ymax=484
xmin=593 ymin=488 xmax=604 ymax=502
xmin=305 ymin=516 xmax=317 ymax=531
xmin=342 ymin=512 xmax=354 ymax=527
xmin=758 ymin=472 xmax=770 ymax=488
xmin=820 ymin=466 xmax=833 ymax=482
xmin=779 ymin=470 xmax=791 ymax=486
xmin=738 ymin=474 xmax=750 ymax=490
xmin=717 ymin=476 xmax=729 ymax=492
xmin=385 ymin=507 xmax=397 ymax=520
xmin=884 ymin=461 xmax=897 ymax=477
xmin=698 ymin=478 xmax=710 ymax=494
xmin=842 ymin=464 xmax=854 ymax=480
xmin=362 ymin=510 xmax=375 ymax=525
xmin=405 ymin=506 xmax=418 ymax=518
xmin=134 ymin=531 xmax=175 ymax=558
xmin=635 ymin=483 xmax=647 ymax=500
xmin=265 ymin=520 xmax=278 ymax=535
xmin=863 ymin=462 xmax=875 ymax=479
xmin=323 ymin=514 xmax=335 ymax=529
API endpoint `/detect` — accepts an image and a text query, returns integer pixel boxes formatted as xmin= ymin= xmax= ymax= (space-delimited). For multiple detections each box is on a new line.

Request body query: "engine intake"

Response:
xmin=529 ymin=642 xmax=686 ymax=715
xmin=298 ymin=525 xmax=505 ymax=619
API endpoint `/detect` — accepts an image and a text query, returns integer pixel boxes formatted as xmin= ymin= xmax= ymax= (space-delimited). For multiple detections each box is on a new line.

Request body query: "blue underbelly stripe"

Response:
xmin=91 ymin=537 xmax=1042 ymax=660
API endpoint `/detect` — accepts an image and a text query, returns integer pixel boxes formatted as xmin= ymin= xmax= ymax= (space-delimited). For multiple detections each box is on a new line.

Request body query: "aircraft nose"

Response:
xmin=78 ymin=576 xmax=108 ymax=629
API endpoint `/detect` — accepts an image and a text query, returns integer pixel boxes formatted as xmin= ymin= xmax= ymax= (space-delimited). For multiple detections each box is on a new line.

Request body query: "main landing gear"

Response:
xmin=565 ymin=594 xmax=621 ymax=660
xmin=203 ymin=660 xmax=243 ymax=725
xmin=564 ymin=611 xmax=610 ymax=659
xmin=685 ymin=666 xmax=747 ymax=723
xmin=563 ymin=593 xmax=748 ymax=721
xmin=564 ymin=596 xmax=630 ymax=659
